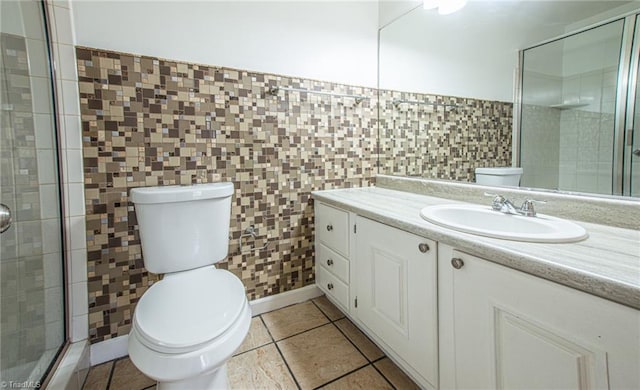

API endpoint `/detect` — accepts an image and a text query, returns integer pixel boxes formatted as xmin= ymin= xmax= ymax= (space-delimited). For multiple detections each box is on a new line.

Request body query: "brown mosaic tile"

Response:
xmin=78 ymin=46 xmax=511 ymax=344
xmin=378 ymin=90 xmax=513 ymax=181
xmin=77 ymin=47 xmax=376 ymax=343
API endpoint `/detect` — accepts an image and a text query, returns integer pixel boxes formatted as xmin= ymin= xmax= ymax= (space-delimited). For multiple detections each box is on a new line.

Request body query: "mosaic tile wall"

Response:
xmin=378 ymin=90 xmax=513 ymax=181
xmin=76 ymin=47 xmax=377 ymax=343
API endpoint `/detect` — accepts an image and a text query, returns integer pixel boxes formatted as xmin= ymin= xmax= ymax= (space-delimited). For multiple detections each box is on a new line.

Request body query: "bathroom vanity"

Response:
xmin=312 ymin=181 xmax=640 ymax=390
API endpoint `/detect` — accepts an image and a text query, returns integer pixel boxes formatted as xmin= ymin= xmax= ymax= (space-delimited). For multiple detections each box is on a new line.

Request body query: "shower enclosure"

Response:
xmin=519 ymin=12 xmax=640 ymax=197
xmin=1 ymin=0 xmax=66 ymax=385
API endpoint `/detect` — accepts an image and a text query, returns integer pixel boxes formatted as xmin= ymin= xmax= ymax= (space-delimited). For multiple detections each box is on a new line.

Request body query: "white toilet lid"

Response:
xmin=133 ymin=266 xmax=246 ymax=353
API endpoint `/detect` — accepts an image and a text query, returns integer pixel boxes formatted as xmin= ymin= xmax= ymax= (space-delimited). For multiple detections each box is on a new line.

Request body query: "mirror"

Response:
xmin=378 ymin=0 xmax=640 ymax=197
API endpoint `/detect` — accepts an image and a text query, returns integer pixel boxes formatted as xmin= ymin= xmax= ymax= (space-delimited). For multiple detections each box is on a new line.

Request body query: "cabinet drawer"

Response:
xmin=316 ymin=243 xmax=349 ymax=284
xmin=316 ymin=265 xmax=349 ymax=309
xmin=315 ymin=202 xmax=349 ymax=257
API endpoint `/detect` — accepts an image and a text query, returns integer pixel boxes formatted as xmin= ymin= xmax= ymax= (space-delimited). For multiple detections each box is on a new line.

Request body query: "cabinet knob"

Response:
xmin=451 ymin=258 xmax=465 ymax=269
xmin=327 ymin=283 xmax=334 ymax=290
xmin=327 ymin=259 xmax=334 ymax=266
xmin=326 ymin=224 xmax=333 ymax=231
xmin=418 ymin=243 xmax=430 ymax=253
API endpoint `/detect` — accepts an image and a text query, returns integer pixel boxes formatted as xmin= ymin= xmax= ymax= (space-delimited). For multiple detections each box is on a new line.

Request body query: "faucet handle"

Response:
xmin=484 ymin=192 xmax=506 ymax=211
xmin=520 ymin=199 xmax=546 ymax=217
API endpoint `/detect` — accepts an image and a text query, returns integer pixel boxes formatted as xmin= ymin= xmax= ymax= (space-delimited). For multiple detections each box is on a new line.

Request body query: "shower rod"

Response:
xmin=268 ymin=86 xmax=368 ymax=103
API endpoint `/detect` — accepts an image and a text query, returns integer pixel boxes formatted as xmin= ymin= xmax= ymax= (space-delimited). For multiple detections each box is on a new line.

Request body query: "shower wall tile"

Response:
xmin=378 ymin=90 xmax=513 ymax=181
xmin=76 ymin=47 xmax=377 ymax=343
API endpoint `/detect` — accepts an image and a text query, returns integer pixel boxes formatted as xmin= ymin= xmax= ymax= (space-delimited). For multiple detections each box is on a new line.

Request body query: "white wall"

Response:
xmin=378 ymin=1 xmax=630 ymax=102
xmin=378 ymin=0 xmax=420 ymax=28
xmin=72 ymin=0 xmax=379 ymax=88
xmin=378 ymin=1 xmax=574 ymax=102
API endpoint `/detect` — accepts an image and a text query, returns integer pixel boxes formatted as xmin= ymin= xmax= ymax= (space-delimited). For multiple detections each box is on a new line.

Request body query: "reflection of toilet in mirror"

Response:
xmin=475 ymin=167 xmax=523 ymax=187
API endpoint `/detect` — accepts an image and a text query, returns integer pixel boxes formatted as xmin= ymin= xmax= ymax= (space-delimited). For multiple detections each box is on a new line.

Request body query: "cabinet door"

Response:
xmin=443 ymin=248 xmax=640 ymax=390
xmin=355 ymin=217 xmax=438 ymax=388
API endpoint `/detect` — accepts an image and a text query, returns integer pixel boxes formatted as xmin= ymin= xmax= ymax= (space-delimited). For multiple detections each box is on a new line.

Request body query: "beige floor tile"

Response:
xmin=109 ymin=357 xmax=156 ymax=390
xmin=335 ymin=318 xmax=384 ymax=362
xmin=312 ymin=295 xmax=345 ymax=321
xmin=319 ymin=365 xmax=393 ymax=390
xmin=235 ymin=316 xmax=273 ymax=355
xmin=82 ymin=362 xmax=112 ymax=390
xmin=262 ymin=301 xmax=329 ymax=340
xmin=277 ymin=324 xmax=367 ymax=390
xmin=374 ymin=357 xmax=420 ymax=390
xmin=228 ymin=343 xmax=297 ymax=390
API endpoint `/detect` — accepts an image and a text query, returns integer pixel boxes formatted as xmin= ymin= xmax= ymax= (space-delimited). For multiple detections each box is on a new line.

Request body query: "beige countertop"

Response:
xmin=312 ymin=186 xmax=640 ymax=310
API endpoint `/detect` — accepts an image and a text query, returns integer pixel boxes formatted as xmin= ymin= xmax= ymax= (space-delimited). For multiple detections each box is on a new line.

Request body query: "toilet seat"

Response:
xmin=133 ymin=267 xmax=246 ymax=354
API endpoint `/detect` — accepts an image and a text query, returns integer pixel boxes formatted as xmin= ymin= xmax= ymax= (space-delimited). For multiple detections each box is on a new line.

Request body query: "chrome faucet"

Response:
xmin=485 ymin=193 xmax=546 ymax=217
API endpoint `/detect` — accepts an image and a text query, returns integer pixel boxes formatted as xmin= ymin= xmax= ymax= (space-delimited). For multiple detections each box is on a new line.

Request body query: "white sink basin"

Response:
xmin=420 ymin=204 xmax=588 ymax=243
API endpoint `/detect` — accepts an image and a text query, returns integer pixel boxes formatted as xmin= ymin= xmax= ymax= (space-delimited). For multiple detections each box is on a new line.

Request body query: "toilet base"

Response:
xmin=158 ymin=364 xmax=228 ymax=390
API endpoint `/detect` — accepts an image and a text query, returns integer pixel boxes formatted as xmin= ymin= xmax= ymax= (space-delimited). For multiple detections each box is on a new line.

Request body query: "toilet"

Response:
xmin=475 ymin=167 xmax=523 ymax=187
xmin=128 ymin=182 xmax=251 ymax=390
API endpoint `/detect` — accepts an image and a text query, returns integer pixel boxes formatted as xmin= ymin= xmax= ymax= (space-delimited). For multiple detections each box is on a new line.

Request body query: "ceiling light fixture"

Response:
xmin=423 ymin=0 xmax=468 ymax=15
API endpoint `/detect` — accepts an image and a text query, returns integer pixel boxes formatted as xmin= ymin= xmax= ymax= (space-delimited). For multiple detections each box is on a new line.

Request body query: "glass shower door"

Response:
xmin=626 ymin=15 xmax=640 ymax=197
xmin=1 ymin=0 xmax=65 ymax=385
xmin=520 ymin=19 xmax=626 ymax=195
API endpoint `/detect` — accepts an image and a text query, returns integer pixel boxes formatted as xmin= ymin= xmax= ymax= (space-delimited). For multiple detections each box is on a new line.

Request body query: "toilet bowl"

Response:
xmin=475 ymin=167 xmax=523 ymax=187
xmin=128 ymin=183 xmax=250 ymax=389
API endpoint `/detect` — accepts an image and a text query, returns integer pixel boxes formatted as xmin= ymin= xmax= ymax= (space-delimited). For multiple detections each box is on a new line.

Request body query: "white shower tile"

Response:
xmin=57 ymin=43 xmax=78 ymax=81
xmin=42 ymin=218 xmax=62 ymax=254
xmin=63 ymin=115 xmax=82 ymax=149
xmin=71 ymin=314 xmax=89 ymax=342
xmin=39 ymin=184 xmax=60 ymax=219
xmin=71 ymin=281 xmax=88 ymax=317
xmin=51 ymin=0 xmax=71 ymax=10
xmin=34 ymin=113 xmax=55 ymax=149
xmin=53 ymin=5 xmax=75 ymax=45
xmin=31 ymin=77 xmax=53 ymax=114
xmin=64 ymin=149 xmax=84 ymax=183
xmin=62 ymin=80 xmax=80 ymax=116
xmin=67 ymin=182 xmax=86 ymax=216
xmin=22 ymin=1 xmax=45 ymax=38
xmin=44 ymin=286 xmax=64 ymax=323
xmin=37 ymin=149 xmax=56 ymax=184
xmin=26 ymin=38 xmax=49 ymax=78
xmin=43 ymin=252 xmax=63 ymax=289
xmin=46 ymin=319 xmax=65 ymax=350
xmin=69 ymin=249 xmax=87 ymax=283
xmin=69 ymin=215 xmax=87 ymax=250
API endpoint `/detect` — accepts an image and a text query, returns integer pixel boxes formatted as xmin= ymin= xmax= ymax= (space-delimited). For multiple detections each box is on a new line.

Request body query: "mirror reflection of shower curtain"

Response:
xmin=520 ymin=18 xmax=625 ymax=195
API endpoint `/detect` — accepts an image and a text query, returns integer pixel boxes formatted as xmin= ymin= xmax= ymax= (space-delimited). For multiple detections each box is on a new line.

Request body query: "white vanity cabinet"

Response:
xmin=438 ymin=244 xmax=640 ymax=390
xmin=314 ymin=201 xmax=439 ymax=390
xmin=354 ymin=216 xmax=438 ymax=389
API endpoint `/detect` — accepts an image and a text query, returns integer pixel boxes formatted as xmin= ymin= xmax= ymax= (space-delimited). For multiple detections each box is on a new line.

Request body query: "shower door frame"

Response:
xmin=515 ymin=9 xmax=640 ymax=197
xmin=0 ymin=1 xmax=71 ymax=386
xmin=623 ymin=14 xmax=640 ymax=196
xmin=40 ymin=1 xmax=71 ymax=386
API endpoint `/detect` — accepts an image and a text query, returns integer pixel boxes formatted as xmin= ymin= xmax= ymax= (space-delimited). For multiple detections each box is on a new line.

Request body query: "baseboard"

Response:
xmin=89 ymin=284 xmax=323 ymax=366
xmin=90 ymin=334 xmax=129 ymax=366
xmin=249 ymin=284 xmax=323 ymax=316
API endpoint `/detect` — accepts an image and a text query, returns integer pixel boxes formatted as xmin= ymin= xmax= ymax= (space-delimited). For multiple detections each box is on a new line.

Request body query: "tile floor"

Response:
xmin=82 ymin=296 xmax=420 ymax=390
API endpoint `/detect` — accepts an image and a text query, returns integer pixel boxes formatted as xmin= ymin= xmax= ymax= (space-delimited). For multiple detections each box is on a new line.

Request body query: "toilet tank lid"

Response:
xmin=130 ymin=182 xmax=234 ymax=204
xmin=475 ymin=167 xmax=523 ymax=175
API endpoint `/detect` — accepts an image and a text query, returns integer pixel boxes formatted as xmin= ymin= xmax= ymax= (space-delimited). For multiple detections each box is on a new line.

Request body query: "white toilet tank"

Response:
xmin=475 ymin=167 xmax=523 ymax=187
xmin=130 ymin=182 xmax=234 ymax=274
